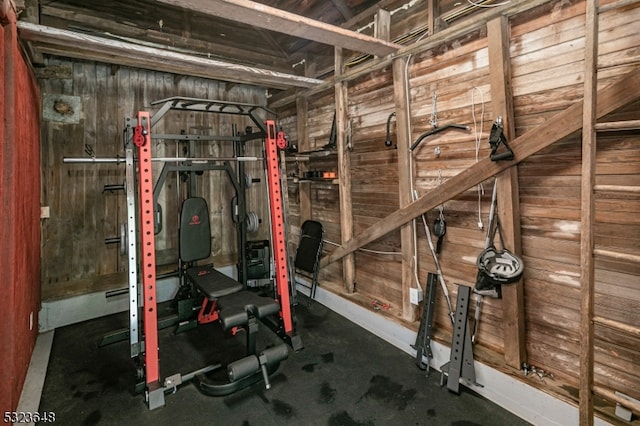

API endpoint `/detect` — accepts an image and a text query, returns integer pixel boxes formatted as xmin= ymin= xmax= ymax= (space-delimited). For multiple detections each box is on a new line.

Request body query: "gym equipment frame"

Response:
xmin=64 ymin=97 xmax=302 ymax=409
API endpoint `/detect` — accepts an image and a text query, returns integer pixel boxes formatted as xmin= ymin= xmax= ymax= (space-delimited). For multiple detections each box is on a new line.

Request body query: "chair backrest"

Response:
xmin=294 ymin=220 xmax=323 ymax=273
xmin=179 ymin=197 xmax=212 ymax=263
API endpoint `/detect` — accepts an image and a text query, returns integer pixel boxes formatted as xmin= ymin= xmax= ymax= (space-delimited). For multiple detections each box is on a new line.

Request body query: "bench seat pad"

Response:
xmin=187 ymin=265 xmax=243 ymax=299
xmin=217 ymin=291 xmax=280 ymax=330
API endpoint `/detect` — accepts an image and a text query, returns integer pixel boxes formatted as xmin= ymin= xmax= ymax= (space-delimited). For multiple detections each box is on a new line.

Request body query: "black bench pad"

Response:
xmin=217 ymin=291 xmax=280 ymax=330
xmin=187 ymin=265 xmax=243 ymax=299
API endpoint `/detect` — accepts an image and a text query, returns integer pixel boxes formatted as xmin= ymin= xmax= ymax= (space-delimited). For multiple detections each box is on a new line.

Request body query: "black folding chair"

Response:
xmin=294 ymin=220 xmax=324 ymax=304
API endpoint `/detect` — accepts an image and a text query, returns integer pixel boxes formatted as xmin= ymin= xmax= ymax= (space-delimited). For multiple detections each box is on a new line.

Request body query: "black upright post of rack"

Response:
xmin=440 ymin=285 xmax=480 ymax=394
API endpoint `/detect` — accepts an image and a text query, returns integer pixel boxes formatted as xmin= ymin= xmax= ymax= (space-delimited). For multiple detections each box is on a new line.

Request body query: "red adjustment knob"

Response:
xmin=133 ymin=125 xmax=147 ymax=147
xmin=276 ymin=131 xmax=288 ymax=149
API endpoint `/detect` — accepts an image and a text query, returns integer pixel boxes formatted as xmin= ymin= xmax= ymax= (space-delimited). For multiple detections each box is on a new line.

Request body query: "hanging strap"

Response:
xmin=487 ymin=214 xmax=506 ymax=250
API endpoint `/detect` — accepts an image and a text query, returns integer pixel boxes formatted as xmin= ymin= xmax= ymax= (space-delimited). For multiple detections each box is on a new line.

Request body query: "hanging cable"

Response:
xmin=404 ymin=32 xmax=429 ymax=293
xmin=394 ymin=27 xmax=456 ymax=322
xmin=467 ymin=0 xmax=512 ymax=7
xmin=322 ymin=239 xmax=401 ymax=256
xmin=471 ymin=87 xmax=485 ymax=229
xmin=414 ymin=190 xmax=455 ymax=325
xmin=437 ymin=169 xmax=445 ymax=220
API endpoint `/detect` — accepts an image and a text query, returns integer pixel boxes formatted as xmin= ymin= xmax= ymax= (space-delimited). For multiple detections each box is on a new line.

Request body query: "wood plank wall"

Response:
xmin=279 ymin=0 xmax=640 ymax=412
xmin=40 ymin=58 xmax=269 ymax=299
xmin=512 ymin=0 xmax=640 ymax=400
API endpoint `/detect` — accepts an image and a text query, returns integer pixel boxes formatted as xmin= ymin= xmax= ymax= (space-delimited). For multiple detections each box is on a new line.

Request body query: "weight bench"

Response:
xmin=179 ymin=197 xmax=288 ymax=396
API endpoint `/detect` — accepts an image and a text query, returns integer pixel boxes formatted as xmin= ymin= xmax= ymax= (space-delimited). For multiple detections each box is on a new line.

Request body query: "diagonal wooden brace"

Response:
xmin=321 ymin=67 xmax=640 ymax=267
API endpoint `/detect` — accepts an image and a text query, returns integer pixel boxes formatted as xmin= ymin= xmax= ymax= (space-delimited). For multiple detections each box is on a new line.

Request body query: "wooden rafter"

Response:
xmin=16 ymin=22 xmax=323 ymax=90
xmin=156 ymin=0 xmax=401 ymax=57
xmin=329 ymin=0 xmax=353 ymax=21
xmin=321 ymin=66 xmax=640 ymax=267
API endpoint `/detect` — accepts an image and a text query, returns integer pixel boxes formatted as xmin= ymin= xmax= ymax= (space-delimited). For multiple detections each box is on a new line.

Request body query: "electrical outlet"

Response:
xmin=41 ymin=206 xmax=50 ymax=219
xmin=410 ymin=287 xmax=423 ymax=305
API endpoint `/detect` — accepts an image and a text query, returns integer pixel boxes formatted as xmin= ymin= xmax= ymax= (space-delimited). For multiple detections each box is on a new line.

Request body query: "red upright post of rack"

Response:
xmin=134 ymin=111 xmax=160 ymax=387
xmin=265 ymin=120 xmax=293 ymax=335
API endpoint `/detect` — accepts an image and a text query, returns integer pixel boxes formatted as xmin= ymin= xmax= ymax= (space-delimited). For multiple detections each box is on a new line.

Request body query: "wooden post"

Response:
xmin=427 ymin=0 xmax=440 ymax=35
xmin=579 ymin=0 xmax=598 ymax=424
xmin=374 ymin=9 xmax=391 ymax=46
xmin=487 ymin=16 xmax=526 ymax=369
xmin=335 ymin=47 xmax=355 ymax=293
xmin=296 ymin=95 xmax=311 ymax=222
xmin=392 ymin=56 xmax=417 ymax=322
xmin=296 ymin=57 xmax=316 ymax=223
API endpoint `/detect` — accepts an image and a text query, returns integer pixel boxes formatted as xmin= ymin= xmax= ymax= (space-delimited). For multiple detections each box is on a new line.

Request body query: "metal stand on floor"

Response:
xmin=439 ymin=285 xmax=482 ymax=394
xmin=412 ymin=272 xmax=438 ymax=374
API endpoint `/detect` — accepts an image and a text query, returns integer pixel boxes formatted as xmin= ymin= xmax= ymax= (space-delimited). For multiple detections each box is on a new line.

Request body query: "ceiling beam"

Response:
xmin=330 ymin=0 xmax=353 ymax=21
xmin=155 ymin=0 xmax=401 ymax=57
xmin=17 ymin=22 xmax=323 ymax=90
xmin=321 ymin=66 xmax=640 ymax=267
xmin=39 ymin=4 xmax=292 ymax=72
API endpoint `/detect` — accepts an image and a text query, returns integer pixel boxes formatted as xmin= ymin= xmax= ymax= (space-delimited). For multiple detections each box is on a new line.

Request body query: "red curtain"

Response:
xmin=0 ymin=4 xmax=41 ymax=414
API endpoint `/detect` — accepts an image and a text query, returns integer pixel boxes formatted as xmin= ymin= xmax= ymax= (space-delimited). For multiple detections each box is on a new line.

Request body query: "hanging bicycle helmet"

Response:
xmin=477 ymin=244 xmax=524 ymax=286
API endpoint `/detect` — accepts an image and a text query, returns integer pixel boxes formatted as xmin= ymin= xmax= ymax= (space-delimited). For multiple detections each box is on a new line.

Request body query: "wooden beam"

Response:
xmin=39 ymin=4 xmax=292 ymax=72
xmin=341 ymin=0 xmax=398 ymax=30
xmin=579 ymin=0 xmax=598 ymax=424
xmin=593 ymin=386 xmax=640 ymax=416
xmin=156 ymin=0 xmax=401 ymax=57
xmin=487 ymin=16 xmax=526 ymax=369
xmin=335 ymin=47 xmax=356 ymax=293
xmin=593 ymin=316 xmax=640 ymax=339
xmin=392 ymin=56 xmax=417 ymax=322
xmin=595 ymin=120 xmax=640 ymax=131
xmin=320 ymin=66 xmax=640 ymax=267
xmin=330 ymin=0 xmax=353 ymax=21
xmin=16 ymin=22 xmax=323 ymax=90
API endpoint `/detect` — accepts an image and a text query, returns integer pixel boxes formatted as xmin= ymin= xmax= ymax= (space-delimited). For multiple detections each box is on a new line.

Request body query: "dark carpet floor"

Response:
xmin=39 ymin=295 xmax=531 ymax=426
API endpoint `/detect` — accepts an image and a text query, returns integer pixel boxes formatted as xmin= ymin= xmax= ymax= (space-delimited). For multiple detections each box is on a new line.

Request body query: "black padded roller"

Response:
xmin=260 ymin=345 xmax=289 ymax=365
xmin=228 ymin=355 xmax=260 ymax=382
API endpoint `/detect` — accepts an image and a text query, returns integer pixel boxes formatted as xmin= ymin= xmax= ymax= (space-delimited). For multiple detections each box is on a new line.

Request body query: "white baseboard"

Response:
xmin=39 ymin=264 xmax=236 ymax=332
xmin=297 ymin=283 xmax=612 ymax=426
xmin=17 ymin=330 xmax=55 ymax=425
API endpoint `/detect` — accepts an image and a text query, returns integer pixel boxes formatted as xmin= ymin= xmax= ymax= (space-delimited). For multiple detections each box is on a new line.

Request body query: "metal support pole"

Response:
xmin=236 ymin=137 xmax=249 ymax=286
xmin=265 ymin=121 xmax=293 ymax=335
xmin=135 ymin=111 xmax=163 ymax=408
xmin=125 ymin=144 xmax=140 ymax=357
